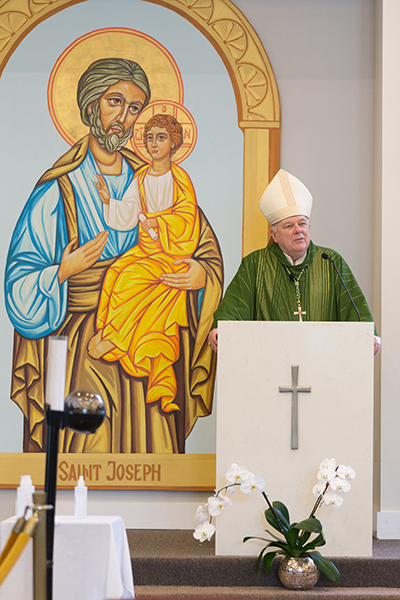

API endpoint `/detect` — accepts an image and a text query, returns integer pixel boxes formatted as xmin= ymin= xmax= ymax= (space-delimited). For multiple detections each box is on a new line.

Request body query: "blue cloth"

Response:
xmin=5 ymin=150 xmax=138 ymax=339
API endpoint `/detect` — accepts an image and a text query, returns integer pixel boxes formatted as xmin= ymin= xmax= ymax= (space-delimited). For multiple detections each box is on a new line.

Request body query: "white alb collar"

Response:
xmin=283 ymin=251 xmax=306 ymax=266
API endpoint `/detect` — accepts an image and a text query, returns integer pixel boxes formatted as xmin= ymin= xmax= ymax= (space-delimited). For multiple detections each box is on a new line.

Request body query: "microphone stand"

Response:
xmin=42 ymin=388 xmax=105 ymax=600
xmin=321 ymin=252 xmax=361 ymax=321
xmin=44 ymin=407 xmax=65 ymax=600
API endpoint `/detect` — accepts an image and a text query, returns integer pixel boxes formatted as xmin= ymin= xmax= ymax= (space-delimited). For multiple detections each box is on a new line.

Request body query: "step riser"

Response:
xmin=132 ymin=557 xmax=400 ymax=588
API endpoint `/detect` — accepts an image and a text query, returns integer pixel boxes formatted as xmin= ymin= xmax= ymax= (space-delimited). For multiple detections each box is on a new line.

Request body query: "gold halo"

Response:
xmin=131 ymin=101 xmax=197 ymax=164
xmin=48 ymin=28 xmax=184 ymax=145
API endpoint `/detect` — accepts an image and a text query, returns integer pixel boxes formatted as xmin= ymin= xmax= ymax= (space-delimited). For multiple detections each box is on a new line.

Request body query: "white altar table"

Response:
xmin=0 ymin=515 xmax=134 ymax=600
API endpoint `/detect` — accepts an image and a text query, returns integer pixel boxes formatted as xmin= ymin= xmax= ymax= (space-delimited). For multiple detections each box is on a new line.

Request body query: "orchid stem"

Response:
xmin=309 ymin=467 xmax=338 ymax=518
xmin=216 ymin=483 xmax=238 ymax=496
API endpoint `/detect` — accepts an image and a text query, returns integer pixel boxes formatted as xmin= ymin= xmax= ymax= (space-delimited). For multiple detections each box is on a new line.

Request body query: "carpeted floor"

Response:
xmin=128 ymin=530 xmax=400 ymax=599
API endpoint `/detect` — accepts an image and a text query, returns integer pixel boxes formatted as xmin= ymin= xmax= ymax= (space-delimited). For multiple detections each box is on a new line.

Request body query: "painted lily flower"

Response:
xmin=337 ymin=464 xmax=356 ymax=480
xmin=330 ymin=477 xmax=351 ymax=494
xmin=193 ymin=521 xmax=216 ymax=542
xmin=208 ymin=493 xmax=232 ymax=516
xmin=225 ymin=463 xmax=251 ymax=484
xmin=240 ymin=473 xmax=265 ymax=495
xmin=195 ymin=504 xmax=210 ymax=523
xmin=322 ymin=491 xmax=344 ymax=508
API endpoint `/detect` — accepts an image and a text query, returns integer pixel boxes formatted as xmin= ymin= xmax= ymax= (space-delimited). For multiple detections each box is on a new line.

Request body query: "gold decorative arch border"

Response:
xmin=0 ymin=0 xmax=280 ymax=255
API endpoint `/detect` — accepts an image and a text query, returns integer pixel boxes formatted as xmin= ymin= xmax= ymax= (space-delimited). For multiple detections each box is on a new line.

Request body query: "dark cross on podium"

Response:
xmin=279 ymin=365 xmax=311 ymax=450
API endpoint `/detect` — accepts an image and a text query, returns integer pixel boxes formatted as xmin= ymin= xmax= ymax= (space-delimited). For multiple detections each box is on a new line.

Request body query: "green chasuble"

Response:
xmin=214 ymin=241 xmax=375 ymax=328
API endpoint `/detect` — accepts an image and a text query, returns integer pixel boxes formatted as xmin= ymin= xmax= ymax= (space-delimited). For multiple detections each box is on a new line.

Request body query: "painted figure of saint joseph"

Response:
xmin=5 ymin=58 xmax=223 ymax=453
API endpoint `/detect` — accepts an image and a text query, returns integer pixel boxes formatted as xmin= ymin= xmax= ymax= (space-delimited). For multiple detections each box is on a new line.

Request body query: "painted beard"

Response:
xmin=89 ymin=100 xmax=134 ymax=153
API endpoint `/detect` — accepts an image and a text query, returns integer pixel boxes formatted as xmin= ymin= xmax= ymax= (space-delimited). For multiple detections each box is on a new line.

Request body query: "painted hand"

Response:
xmin=160 ymin=258 xmax=206 ymax=290
xmin=208 ymin=328 xmax=218 ymax=353
xmin=95 ymin=174 xmax=110 ymax=205
xmin=58 ymin=231 xmax=109 ymax=284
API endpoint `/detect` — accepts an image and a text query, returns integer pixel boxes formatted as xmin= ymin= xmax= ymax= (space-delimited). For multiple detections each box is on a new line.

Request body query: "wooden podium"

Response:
xmin=215 ymin=321 xmax=374 ymax=557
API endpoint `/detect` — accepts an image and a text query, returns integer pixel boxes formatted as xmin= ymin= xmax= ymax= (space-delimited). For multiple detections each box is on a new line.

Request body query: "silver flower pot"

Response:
xmin=278 ymin=556 xmax=320 ymax=590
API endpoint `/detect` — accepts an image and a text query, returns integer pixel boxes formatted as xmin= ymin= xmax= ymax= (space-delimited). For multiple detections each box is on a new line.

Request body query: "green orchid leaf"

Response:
xmin=300 ymin=540 xmax=316 ymax=552
xmin=312 ymin=532 xmax=326 ymax=548
xmin=263 ymin=551 xmax=278 ymax=574
xmin=255 ymin=546 xmax=270 ymax=572
xmin=294 ymin=517 xmax=323 ymax=533
xmin=300 ymin=530 xmax=312 ymax=545
xmin=299 ymin=527 xmax=325 ymax=553
xmin=272 ymin=509 xmax=291 ymax=533
xmin=285 ymin=524 xmax=300 ymax=548
xmin=308 ymin=551 xmax=340 ymax=582
xmin=264 ymin=528 xmax=283 ymax=541
xmin=302 ymin=536 xmax=326 ymax=552
xmin=243 ymin=536 xmax=283 ymax=548
xmin=264 ymin=509 xmax=283 ymax=534
xmin=272 ymin=501 xmax=291 ymax=528
xmin=300 ymin=532 xmax=326 ymax=553
xmin=262 ymin=540 xmax=292 ymax=554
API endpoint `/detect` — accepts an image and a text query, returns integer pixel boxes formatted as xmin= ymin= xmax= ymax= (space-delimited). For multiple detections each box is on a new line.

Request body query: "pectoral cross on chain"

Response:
xmin=294 ymin=307 xmax=306 ymax=321
xmin=279 ymin=365 xmax=311 ymax=450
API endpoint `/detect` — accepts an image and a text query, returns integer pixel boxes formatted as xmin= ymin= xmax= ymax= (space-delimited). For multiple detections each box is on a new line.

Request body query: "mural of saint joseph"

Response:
xmin=5 ymin=57 xmax=223 ymax=454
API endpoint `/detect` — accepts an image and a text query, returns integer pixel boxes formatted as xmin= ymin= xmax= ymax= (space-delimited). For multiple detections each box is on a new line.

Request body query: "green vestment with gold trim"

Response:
xmin=214 ymin=241 xmax=375 ymax=329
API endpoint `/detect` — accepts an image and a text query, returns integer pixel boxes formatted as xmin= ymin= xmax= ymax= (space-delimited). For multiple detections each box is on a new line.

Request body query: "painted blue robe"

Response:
xmin=5 ymin=148 xmax=138 ymax=338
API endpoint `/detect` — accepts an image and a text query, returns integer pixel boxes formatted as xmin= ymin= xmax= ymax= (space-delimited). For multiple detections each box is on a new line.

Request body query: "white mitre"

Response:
xmin=259 ymin=169 xmax=313 ymax=225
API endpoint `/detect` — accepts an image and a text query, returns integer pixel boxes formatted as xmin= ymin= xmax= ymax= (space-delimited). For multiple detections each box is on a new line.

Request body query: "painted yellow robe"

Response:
xmin=96 ymin=162 xmax=200 ymax=414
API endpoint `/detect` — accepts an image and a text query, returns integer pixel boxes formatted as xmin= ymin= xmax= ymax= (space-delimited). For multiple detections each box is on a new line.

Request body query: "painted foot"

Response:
xmin=88 ymin=332 xmax=115 ymax=359
xmin=88 ymin=330 xmax=102 ymax=354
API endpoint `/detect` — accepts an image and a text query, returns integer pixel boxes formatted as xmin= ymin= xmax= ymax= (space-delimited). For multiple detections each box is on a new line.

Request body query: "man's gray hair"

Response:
xmin=77 ymin=58 xmax=151 ymax=126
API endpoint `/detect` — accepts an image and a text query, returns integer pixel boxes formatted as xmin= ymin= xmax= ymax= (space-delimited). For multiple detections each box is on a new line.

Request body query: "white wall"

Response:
xmin=234 ymin=0 xmax=375 ymax=303
xmin=373 ymin=0 xmax=400 ymax=539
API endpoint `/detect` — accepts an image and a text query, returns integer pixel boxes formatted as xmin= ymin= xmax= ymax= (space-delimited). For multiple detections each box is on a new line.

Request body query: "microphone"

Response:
xmin=289 ymin=273 xmax=295 ymax=282
xmin=321 ymin=252 xmax=360 ymax=322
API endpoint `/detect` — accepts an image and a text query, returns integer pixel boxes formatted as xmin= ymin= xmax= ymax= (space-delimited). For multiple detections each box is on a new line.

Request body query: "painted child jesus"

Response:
xmin=88 ymin=114 xmax=200 ymax=413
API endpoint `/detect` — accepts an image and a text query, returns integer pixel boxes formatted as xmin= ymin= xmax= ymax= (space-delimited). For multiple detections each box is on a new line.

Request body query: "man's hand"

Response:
xmin=95 ymin=174 xmax=110 ymax=205
xmin=160 ymin=258 xmax=206 ymax=290
xmin=58 ymin=231 xmax=109 ymax=284
xmin=374 ymin=335 xmax=381 ymax=356
xmin=208 ymin=328 xmax=218 ymax=353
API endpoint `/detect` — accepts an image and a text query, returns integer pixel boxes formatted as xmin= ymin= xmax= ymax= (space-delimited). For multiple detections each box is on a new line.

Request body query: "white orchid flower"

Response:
xmin=312 ymin=481 xmax=325 ymax=497
xmin=193 ymin=521 xmax=216 ymax=542
xmin=195 ymin=504 xmax=210 ymax=523
xmin=317 ymin=467 xmax=336 ymax=483
xmin=330 ymin=477 xmax=351 ymax=494
xmin=225 ymin=463 xmax=251 ymax=484
xmin=337 ymin=464 xmax=356 ymax=480
xmin=208 ymin=493 xmax=232 ymax=516
xmin=240 ymin=473 xmax=265 ymax=495
xmin=322 ymin=491 xmax=344 ymax=508
xmin=319 ymin=458 xmax=336 ymax=471
xmin=226 ymin=485 xmax=236 ymax=496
